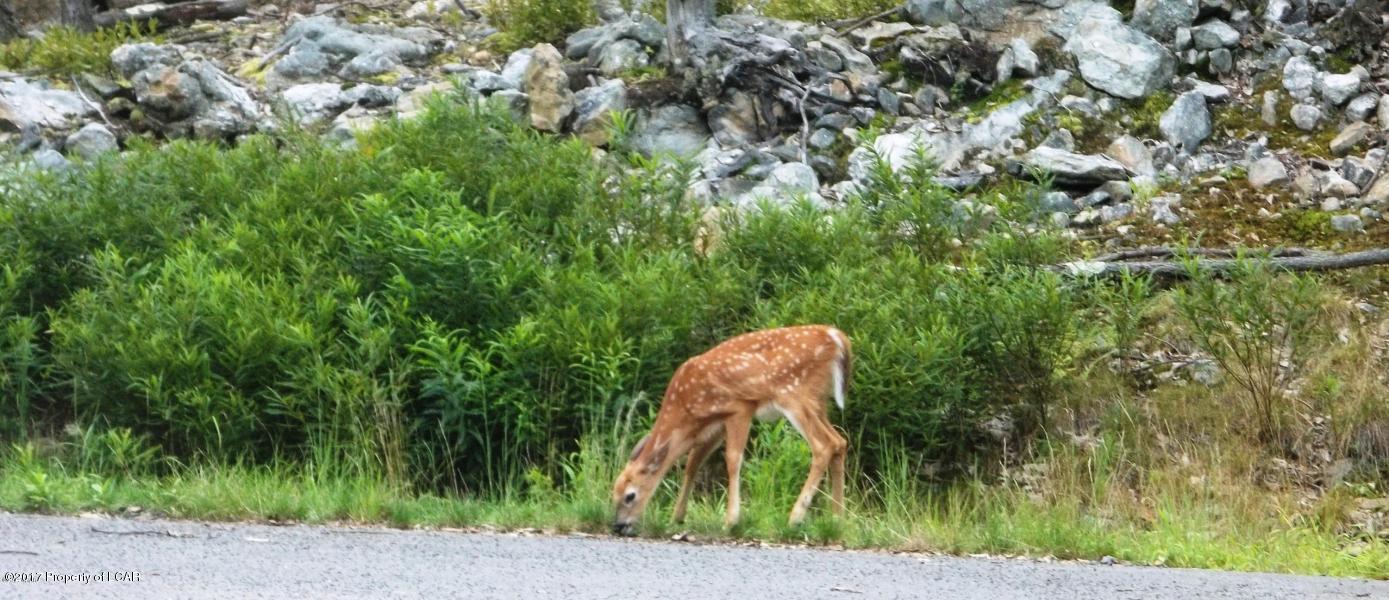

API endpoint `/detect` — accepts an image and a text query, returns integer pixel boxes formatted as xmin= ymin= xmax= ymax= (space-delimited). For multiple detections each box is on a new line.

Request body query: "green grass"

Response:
xmin=0 ymin=21 xmax=160 ymax=77
xmin=3 ymin=441 xmax=1386 ymax=579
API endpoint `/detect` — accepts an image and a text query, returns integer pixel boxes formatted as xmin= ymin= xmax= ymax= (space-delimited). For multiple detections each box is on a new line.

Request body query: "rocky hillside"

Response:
xmin=3 ymin=0 xmax=1387 ymax=250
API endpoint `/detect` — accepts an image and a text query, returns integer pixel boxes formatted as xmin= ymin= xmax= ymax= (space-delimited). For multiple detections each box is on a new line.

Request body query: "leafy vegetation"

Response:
xmin=0 ymin=21 xmax=160 ymax=77
xmin=1 ymin=87 xmax=1386 ymax=579
xmin=483 ymin=0 xmax=595 ymax=52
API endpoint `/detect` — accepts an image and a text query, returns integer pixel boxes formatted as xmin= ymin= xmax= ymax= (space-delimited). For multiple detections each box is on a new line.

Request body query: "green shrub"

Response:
xmin=0 ymin=21 xmax=160 ymax=77
xmin=3 ymin=95 xmax=1080 ymax=494
xmin=484 ymin=0 xmax=595 ymax=51
xmin=1174 ymin=257 xmax=1321 ymax=444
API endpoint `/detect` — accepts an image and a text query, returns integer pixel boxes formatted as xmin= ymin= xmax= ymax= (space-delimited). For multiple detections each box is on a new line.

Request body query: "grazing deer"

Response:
xmin=610 ymin=325 xmax=851 ymax=536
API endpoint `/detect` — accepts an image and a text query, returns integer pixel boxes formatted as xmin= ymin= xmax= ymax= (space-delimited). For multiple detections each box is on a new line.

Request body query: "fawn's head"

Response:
xmin=611 ymin=433 xmax=671 ymax=536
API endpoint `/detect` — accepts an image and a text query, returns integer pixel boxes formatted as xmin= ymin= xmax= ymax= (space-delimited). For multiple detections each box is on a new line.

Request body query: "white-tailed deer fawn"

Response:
xmin=611 ymin=324 xmax=851 ymax=536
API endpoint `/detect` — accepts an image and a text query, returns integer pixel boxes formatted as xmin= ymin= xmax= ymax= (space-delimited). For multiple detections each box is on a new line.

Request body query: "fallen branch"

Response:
xmin=1053 ymin=248 xmax=1389 ymax=280
xmin=94 ymin=0 xmax=248 ymax=30
xmin=832 ymin=7 xmax=905 ymax=37
xmin=1090 ymin=246 xmax=1314 ymax=263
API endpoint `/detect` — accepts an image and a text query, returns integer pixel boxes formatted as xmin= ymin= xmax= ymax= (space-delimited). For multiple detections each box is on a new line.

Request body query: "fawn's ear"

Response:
xmin=629 ymin=434 xmax=651 ymax=462
xmin=643 ymin=441 xmax=669 ymax=473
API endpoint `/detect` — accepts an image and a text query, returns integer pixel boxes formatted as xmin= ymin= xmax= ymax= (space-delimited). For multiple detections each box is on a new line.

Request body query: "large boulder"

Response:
xmin=1159 ymin=91 xmax=1211 ymax=153
xmin=629 ymin=104 xmax=711 ymax=158
xmin=523 ymin=44 xmax=574 ymax=133
xmin=118 ymin=45 xmax=266 ymax=141
xmin=0 ymin=79 xmax=93 ymax=132
xmin=1064 ymin=12 xmax=1175 ymax=99
xmin=570 ymin=79 xmax=627 ymax=146
xmin=1012 ymin=146 xmax=1133 ymax=186
xmin=266 ymin=16 xmax=441 ymax=88
xmin=278 ymin=83 xmax=352 ymax=125
xmin=64 ymin=123 xmax=118 ymax=160
xmin=1131 ymin=0 xmax=1198 ymax=41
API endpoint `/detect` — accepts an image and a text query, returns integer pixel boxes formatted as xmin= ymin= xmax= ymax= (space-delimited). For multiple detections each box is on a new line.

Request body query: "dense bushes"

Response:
xmin=0 ymin=92 xmax=1080 ymax=493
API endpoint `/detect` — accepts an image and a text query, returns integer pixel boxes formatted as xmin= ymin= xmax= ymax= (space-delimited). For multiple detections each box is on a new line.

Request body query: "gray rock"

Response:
xmin=1150 ymin=194 xmax=1181 ymax=225
xmin=1131 ymin=0 xmax=1199 ymax=40
xmin=487 ymin=89 xmax=529 ymax=122
xmin=1290 ymin=104 xmax=1321 ymax=131
xmin=848 ymin=21 xmax=917 ymax=48
xmin=395 ymin=81 xmax=457 ymax=117
xmin=1009 ymin=38 xmax=1039 ymax=77
xmin=708 ymin=90 xmax=760 ymax=147
xmin=110 ymin=43 xmax=177 ymax=79
xmin=906 ymin=0 xmax=954 ymax=26
xmin=1208 ymin=48 xmax=1232 ymax=74
xmin=0 ymin=79 xmax=94 ymax=132
xmin=878 ymin=88 xmax=901 ymax=115
xmin=127 ymin=56 xmax=264 ymax=140
xmin=133 ymin=65 xmax=206 ymax=120
xmin=1265 ymin=0 xmax=1292 ymax=22
xmin=1192 ymin=20 xmax=1240 ymax=49
xmin=1174 ymin=27 xmax=1192 ymax=50
xmin=806 ymin=42 xmax=844 ymax=72
xmin=1296 ymin=170 xmax=1359 ymax=198
xmin=1330 ymin=214 xmax=1364 ymax=233
xmin=570 ymin=79 xmax=627 ymax=146
xmin=1040 ymin=191 xmax=1078 ymax=213
xmin=1100 ymin=202 xmax=1135 ymax=223
xmin=597 ymin=39 xmax=647 ymax=77
xmin=1041 ymin=128 xmax=1076 ymax=151
xmin=1107 ymin=135 xmax=1156 ymax=177
xmin=1341 ymin=157 xmax=1376 ymax=192
xmin=524 ymin=44 xmax=573 ymax=133
xmin=1064 ymin=13 xmax=1175 ymax=99
xmin=1319 ymin=72 xmax=1361 ymax=106
xmin=1159 ymin=91 xmax=1211 ymax=153
xmin=809 ymin=128 xmax=838 ymax=150
xmin=1329 ymin=121 xmax=1372 ymax=156
xmin=1247 ymin=156 xmax=1288 ymax=189
xmin=1015 ymin=146 xmax=1133 ymax=186
xmin=819 ymin=35 xmax=875 ymax=75
xmin=630 ymin=104 xmax=710 ymax=158
xmin=1281 ymin=56 xmax=1318 ymax=100
xmin=340 ymin=50 xmax=401 ymax=79
xmin=1346 ymin=94 xmax=1378 ymax=122
xmin=1186 ymin=79 xmax=1230 ymax=102
xmin=344 ymin=84 xmax=402 ymax=108
xmin=1261 ymin=91 xmax=1279 ymax=126
xmin=64 ymin=123 xmax=118 ymax=160
xmin=734 ymin=162 xmax=822 ymax=208
xmin=501 ymin=49 xmax=533 ymax=91
xmin=32 ymin=148 xmax=70 ymax=172
xmin=1380 ymin=95 xmax=1389 ymax=131
xmin=279 ymin=83 xmax=351 ymax=124
xmin=269 ymin=16 xmax=431 ymax=87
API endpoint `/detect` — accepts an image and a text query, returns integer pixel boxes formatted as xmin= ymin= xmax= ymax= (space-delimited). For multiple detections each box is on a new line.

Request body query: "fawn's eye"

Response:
xmin=624 ymin=491 xmax=637 ymax=505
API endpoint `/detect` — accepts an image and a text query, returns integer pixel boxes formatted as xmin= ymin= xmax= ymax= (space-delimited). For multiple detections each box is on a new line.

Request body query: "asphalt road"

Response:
xmin=1 ymin=512 xmax=1385 ymax=599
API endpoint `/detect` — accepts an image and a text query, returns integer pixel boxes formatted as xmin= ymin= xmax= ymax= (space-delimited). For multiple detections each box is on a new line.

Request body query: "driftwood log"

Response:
xmin=1052 ymin=248 xmax=1389 ymax=281
xmin=94 ymin=0 xmax=247 ymax=29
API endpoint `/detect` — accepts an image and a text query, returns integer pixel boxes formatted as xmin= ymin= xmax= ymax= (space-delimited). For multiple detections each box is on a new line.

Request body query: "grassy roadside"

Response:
xmin=4 ymin=437 xmax=1387 ymax=580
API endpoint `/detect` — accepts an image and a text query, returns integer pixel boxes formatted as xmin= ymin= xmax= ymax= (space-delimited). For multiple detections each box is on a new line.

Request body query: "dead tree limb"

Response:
xmin=94 ymin=0 xmax=248 ymax=30
xmin=1089 ymin=246 xmax=1314 ymax=263
xmin=1052 ymin=248 xmax=1389 ymax=280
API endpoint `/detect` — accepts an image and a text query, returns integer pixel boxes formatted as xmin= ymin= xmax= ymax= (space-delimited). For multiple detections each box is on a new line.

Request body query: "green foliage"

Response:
xmin=0 ymin=22 xmax=160 ymax=77
xmin=1174 ymin=257 xmax=1322 ymax=444
xmin=484 ymin=0 xmax=595 ymax=51
xmin=750 ymin=0 xmax=901 ymax=22
xmin=0 ymin=94 xmax=1079 ymax=495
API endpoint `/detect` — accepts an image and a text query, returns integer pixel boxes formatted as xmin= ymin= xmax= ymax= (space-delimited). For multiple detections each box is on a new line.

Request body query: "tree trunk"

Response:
xmin=61 ymin=0 xmax=96 ymax=32
xmin=665 ymin=0 xmax=715 ymax=72
xmin=0 ymin=1 xmax=21 ymax=41
xmin=94 ymin=0 xmax=248 ymax=29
